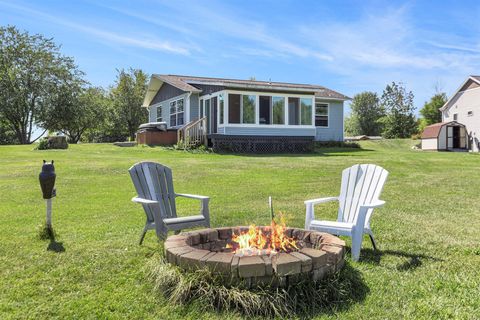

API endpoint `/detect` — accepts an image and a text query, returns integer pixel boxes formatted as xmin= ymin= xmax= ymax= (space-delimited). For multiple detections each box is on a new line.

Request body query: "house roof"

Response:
xmin=471 ymin=75 xmax=480 ymax=82
xmin=421 ymin=121 xmax=465 ymax=139
xmin=440 ymin=75 xmax=480 ymax=112
xmin=143 ymin=74 xmax=350 ymax=107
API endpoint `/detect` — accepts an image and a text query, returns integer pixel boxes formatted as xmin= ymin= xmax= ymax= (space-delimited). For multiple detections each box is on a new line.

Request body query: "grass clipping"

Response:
xmin=147 ymin=254 xmax=363 ymax=318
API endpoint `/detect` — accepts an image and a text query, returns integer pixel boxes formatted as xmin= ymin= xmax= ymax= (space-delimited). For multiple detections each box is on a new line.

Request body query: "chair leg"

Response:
xmin=351 ymin=230 xmax=363 ymax=262
xmin=139 ymin=226 xmax=148 ymax=245
xmin=369 ymin=234 xmax=378 ymax=251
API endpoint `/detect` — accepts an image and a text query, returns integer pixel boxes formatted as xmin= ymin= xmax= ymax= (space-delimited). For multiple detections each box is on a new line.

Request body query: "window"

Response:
xmin=288 ymin=97 xmax=312 ymax=125
xmin=300 ymin=98 xmax=312 ymax=125
xmin=259 ymin=96 xmax=285 ymax=125
xmin=156 ymin=105 xmax=163 ymax=122
xmin=288 ymin=97 xmax=300 ymax=125
xmin=170 ymin=101 xmax=176 ymax=126
xmin=259 ymin=96 xmax=271 ymax=124
xmin=272 ymin=97 xmax=285 ymax=124
xmin=205 ymin=99 xmax=210 ymax=130
xmin=200 ymin=99 xmax=204 ymax=118
xmin=169 ymin=98 xmax=184 ymax=127
xmin=468 ymin=111 xmax=473 ymax=117
xmin=453 ymin=113 xmax=458 ymax=121
xmin=219 ymin=94 xmax=224 ymax=124
xmin=242 ymin=95 xmax=256 ymax=124
xmin=315 ymin=103 xmax=329 ymax=127
xmin=228 ymin=94 xmax=241 ymax=123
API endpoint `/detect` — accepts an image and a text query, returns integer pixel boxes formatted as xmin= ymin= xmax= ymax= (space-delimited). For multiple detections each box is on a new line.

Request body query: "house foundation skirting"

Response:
xmin=210 ymin=134 xmax=314 ymax=153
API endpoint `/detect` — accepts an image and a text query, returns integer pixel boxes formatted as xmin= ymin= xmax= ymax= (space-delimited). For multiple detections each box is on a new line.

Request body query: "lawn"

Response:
xmin=1 ymin=140 xmax=479 ymax=319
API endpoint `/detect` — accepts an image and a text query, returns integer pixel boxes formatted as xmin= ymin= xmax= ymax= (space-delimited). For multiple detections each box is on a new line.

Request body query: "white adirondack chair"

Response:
xmin=129 ymin=161 xmax=210 ymax=244
xmin=304 ymin=164 xmax=388 ymax=261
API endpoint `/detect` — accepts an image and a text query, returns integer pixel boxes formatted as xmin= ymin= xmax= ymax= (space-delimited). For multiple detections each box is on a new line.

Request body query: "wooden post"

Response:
xmin=269 ymin=196 xmax=274 ymax=222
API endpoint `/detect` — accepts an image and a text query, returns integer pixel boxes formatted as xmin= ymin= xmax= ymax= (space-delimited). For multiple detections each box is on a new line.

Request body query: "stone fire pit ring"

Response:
xmin=164 ymin=227 xmax=346 ymax=286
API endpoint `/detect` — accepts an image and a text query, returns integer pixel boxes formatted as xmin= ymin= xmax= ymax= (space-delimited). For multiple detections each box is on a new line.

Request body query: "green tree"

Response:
xmin=380 ymin=82 xmax=417 ymax=139
xmin=43 ymin=87 xmax=108 ymax=143
xmin=344 ymin=114 xmax=359 ymax=136
xmin=0 ymin=116 xmax=17 ymax=144
xmin=420 ymin=93 xmax=446 ymax=126
xmin=347 ymin=91 xmax=384 ymax=136
xmin=109 ymin=69 xmax=148 ymax=141
xmin=0 ymin=25 xmax=84 ymax=144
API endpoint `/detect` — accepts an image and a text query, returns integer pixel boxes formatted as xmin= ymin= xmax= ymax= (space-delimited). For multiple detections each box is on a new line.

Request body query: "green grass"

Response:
xmin=0 ymin=140 xmax=479 ymax=319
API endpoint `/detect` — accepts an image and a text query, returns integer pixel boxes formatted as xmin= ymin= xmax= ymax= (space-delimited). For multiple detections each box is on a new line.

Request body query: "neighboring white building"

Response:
xmin=439 ymin=75 xmax=480 ymax=152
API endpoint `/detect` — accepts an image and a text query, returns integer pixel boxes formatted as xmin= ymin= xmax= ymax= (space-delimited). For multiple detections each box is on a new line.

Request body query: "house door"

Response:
xmin=211 ymin=97 xmax=218 ymax=134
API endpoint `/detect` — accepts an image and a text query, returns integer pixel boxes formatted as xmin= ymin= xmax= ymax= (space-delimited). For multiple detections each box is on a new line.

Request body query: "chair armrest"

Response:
xmin=175 ymin=193 xmax=210 ymax=226
xmin=304 ymin=197 xmax=338 ymax=205
xmin=360 ymin=200 xmax=385 ymax=209
xmin=175 ymin=193 xmax=209 ymax=200
xmin=131 ymin=196 xmax=158 ymax=205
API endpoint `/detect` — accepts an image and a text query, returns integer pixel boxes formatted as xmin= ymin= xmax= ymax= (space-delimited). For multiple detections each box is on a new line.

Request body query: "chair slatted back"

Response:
xmin=129 ymin=162 xmax=177 ymax=220
xmin=337 ymin=164 xmax=388 ymax=225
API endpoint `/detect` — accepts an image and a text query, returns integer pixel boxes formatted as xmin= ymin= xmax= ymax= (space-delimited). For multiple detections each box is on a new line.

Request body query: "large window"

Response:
xmin=288 ymin=98 xmax=300 ymax=125
xmin=259 ymin=96 xmax=271 ymax=124
xmin=288 ymin=97 xmax=312 ymax=125
xmin=300 ymin=98 xmax=312 ymax=125
xmin=226 ymin=93 xmax=312 ymax=126
xmin=315 ymin=103 xmax=329 ymax=127
xmin=242 ymin=95 xmax=256 ymax=124
xmin=156 ymin=105 xmax=163 ymax=122
xmin=219 ymin=94 xmax=224 ymax=124
xmin=169 ymin=98 xmax=184 ymax=127
xmin=272 ymin=97 xmax=285 ymax=124
xmin=229 ymin=94 xmax=241 ymax=123
xmin=259 ymin=96 xmax=285 ymax=125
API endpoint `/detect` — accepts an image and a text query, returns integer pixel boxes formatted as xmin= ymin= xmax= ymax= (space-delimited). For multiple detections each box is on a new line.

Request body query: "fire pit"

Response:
xmin=165 ymin=223 xmax=345 ymax=286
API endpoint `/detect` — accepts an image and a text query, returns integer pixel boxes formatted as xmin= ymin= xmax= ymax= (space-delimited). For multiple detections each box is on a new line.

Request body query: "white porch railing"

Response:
xmin=177 ymin=117 xmax=208 ymax=149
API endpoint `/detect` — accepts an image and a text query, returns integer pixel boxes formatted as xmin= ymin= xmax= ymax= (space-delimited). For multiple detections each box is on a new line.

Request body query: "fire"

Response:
xmin=227 ymin=216 xmax=298 ymax=256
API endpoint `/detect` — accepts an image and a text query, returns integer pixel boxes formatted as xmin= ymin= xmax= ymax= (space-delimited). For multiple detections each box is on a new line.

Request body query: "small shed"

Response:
xmin=421 ymin=121 xmax=467 ymax=151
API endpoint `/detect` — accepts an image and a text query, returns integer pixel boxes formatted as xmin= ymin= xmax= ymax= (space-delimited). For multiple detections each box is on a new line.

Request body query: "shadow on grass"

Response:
xmin=39 ymin=225 xmax=65 ymax=253
xmin=310 ymin=263 xmax=370 ymax=317
xmin=359 ymin=248 xmax=442 ymax=271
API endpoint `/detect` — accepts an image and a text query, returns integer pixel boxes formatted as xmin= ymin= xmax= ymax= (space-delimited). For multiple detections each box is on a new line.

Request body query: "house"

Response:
xmin=139 ymin=74 xmax=350 ymax=152
xmin=427 ymin=75 xmax=480 ymax=152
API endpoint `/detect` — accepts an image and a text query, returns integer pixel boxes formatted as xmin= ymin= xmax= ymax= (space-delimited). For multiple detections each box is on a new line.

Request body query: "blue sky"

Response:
xmin=1 ymin=0 xmax=480 ymax=113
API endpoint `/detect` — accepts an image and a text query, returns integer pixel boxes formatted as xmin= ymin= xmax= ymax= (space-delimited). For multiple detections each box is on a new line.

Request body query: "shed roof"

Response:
xmin=421 ymin=121 xmax=465 ymax=139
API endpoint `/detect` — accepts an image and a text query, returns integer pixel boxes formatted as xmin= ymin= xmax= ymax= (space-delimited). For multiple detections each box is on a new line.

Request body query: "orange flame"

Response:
xmin=227 ymin=215 xmax=298 ymax=256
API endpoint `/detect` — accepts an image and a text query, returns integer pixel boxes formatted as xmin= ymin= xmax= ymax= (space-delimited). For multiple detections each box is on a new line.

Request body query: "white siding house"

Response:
xmin=440 ymin=75 xmax=480 ymax=152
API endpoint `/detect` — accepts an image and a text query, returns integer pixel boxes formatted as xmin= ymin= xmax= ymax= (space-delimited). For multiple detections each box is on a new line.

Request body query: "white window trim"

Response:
xmin=156 ymin=105 xmax=163 ymax=122
xmin=315 ymin=102 xmax=330 ymax=128
xmin=169 ymin=98 xmax=185 ymax=128
xmin=223 ymin=89 xmax=315 ymax=128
